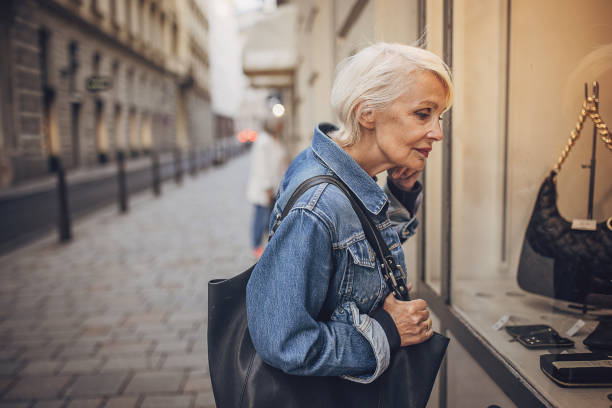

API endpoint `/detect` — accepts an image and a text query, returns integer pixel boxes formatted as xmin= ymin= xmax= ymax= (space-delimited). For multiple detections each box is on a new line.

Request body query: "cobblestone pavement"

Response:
xmin=0 ymin=154 xmax=254 ymax=408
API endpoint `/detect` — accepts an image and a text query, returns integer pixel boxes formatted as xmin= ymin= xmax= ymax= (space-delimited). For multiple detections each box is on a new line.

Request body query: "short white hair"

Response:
xmin=329 ymin=43 xmax=454 ymax=147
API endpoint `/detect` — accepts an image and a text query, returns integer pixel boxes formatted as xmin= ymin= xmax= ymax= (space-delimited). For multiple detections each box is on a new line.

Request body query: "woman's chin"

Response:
xmin=403 ymin=159 xmax=426 ymax=171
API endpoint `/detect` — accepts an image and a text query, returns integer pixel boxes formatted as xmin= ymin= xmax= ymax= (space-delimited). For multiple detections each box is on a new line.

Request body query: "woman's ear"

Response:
xmin=357 ymin=109 xmax=376 ymax=130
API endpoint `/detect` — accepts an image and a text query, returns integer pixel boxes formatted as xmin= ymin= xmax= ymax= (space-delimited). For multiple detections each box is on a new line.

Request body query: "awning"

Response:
xmin=241 ymin=4 xmax=297 ymax=88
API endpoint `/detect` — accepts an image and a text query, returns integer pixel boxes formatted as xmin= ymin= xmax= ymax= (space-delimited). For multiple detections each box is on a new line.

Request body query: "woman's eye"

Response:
xmin=415 ymin=110 xmax=430 ymax=119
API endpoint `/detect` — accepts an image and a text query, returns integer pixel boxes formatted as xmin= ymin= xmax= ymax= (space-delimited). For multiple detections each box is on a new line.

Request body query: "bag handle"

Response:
xmin=554 ymin=89 xmax=612 ymax=173
xmin=273 ymin=175 xmax=410 ymax=301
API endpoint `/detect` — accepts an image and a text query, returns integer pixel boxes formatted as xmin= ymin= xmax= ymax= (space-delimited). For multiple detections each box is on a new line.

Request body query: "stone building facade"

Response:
xmin=0 ymin=0 xmax=213 ymax=187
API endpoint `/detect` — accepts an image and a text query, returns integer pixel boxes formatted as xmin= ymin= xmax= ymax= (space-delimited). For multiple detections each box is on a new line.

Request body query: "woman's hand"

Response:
xmin=382 ymin=290 xmax=433 ymax=347
xmin=388 ymin=167 xmax=421 ymax=191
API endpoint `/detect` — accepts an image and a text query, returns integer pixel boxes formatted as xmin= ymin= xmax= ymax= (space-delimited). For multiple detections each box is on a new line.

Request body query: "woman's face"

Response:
xmin=372 ymin=71 xmax=447 ymax=172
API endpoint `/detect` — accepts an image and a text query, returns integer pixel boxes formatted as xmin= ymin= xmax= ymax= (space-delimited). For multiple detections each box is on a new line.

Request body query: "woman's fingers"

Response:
xmin=382 ymin=294 xmax=434 ymax=346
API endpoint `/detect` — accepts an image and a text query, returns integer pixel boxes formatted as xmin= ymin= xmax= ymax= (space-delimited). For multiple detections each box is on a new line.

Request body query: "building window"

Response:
xmin=92 ymin=52 xmax=101 ymax=74
xmin=91 ymin=0 xmax=103 ymax=18
xmin=138 ymin=0 xmax=145 ymax=42
xmin=39 ymin=27 xmax=60 ymax=171
xmin=125 ymin=0 xmax=132 ymax=37
xmin=160 ymin=13 xmax=165 ymax=54
xmin=110 ymin=0 xmax=118 ymax=27
xmin=149 ymin=3 xmax=156 ymax=47
xmin=172 ymin=23 xmax=178 ymax=56
xmin=68 ymin=41 xmax=79 ymax=90
xmin=38 ymin=28 xmax=50 ymax=88
xmin=126 ymin=68 xmax=134 ymax=104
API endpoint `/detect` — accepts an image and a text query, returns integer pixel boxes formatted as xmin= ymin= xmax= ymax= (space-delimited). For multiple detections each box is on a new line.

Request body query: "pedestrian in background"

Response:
xmin=246 ymin=42 xmax=452 ymax=398
xmin=246 ymin=115 xmax=288 ymax=259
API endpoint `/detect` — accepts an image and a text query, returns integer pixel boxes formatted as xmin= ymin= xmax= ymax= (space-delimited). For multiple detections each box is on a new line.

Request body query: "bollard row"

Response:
xmin=53 ymin=143 xmax=249 ymax=243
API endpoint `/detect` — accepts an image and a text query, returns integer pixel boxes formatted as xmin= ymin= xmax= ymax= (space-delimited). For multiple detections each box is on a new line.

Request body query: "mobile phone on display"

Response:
xmin=505 ymin=324 xmax=574 ymax=349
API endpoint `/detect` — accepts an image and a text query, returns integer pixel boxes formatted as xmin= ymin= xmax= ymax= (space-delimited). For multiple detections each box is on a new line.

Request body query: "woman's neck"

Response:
xmin=340 ymin=129 xmax=390 ymax=177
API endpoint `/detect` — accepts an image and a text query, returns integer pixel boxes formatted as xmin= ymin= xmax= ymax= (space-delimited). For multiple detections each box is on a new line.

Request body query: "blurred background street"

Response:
xmin=0 ymin=154 xmax=252 ymax=407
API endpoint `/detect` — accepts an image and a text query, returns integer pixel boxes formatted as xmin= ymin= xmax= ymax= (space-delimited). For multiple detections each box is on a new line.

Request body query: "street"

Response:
xmin=0 ymin=154 xmax=254 ymax=408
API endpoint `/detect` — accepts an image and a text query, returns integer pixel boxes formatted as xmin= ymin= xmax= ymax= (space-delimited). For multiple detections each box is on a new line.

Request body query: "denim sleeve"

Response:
xmin=384 ymin=180 xmax=421 ymax=243
xmin=246 ymin=208 xmax=390 ymax=383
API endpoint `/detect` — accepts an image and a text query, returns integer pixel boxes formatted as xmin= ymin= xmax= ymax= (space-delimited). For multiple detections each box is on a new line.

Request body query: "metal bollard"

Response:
xmin=117 ymin=151 xmax=128 ymax=213
xmin=152 ymin=150 xmax=161 ymax=197
xmin=55 ymin=157 xmax=72 ymax=242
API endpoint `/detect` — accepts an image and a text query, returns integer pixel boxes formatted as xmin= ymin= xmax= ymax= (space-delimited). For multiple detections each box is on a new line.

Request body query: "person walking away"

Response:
xmin=246 ymin=115 xmax=288 ymax=259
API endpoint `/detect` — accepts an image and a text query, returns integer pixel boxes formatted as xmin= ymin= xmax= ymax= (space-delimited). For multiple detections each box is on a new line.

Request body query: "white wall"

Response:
xmin=207 ymin=0 xmax=246 ymax=117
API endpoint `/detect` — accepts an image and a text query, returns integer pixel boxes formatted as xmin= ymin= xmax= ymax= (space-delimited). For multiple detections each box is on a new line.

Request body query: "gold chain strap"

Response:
xmin=554 ymin=96 xmax=612 ymax=173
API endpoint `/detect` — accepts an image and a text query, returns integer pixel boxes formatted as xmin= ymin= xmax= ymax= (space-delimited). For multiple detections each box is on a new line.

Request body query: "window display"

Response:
xmin=424 ymin=0 xmax=612 ymax=406
xmin=517 ymin=84 xmax=612 ymax=312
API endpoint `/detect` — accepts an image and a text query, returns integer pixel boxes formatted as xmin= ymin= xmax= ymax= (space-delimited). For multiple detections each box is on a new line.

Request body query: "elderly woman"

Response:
xmin=246 ymin=43 xmax=453 ymax=384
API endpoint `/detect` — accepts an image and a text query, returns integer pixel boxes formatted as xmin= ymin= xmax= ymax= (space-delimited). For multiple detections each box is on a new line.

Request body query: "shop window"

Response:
xmin=140 ymin=112 xmax=152 ymax=153
xmin=95 ymin=99 xmax=108 ymax=163
xmin=42 ymin=91 xmax=60 ymax=172
xmin=128 ymin=108 xmax=139 ymax=156
xmin=425 ymin=1 xmax=612 ymax=406
xmin=114 ymin=104 xmax=123 ymax=153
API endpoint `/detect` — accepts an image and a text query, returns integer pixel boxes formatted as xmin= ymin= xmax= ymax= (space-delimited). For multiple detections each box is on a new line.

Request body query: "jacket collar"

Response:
xmin=312 ymin=123 xmax=388 ymax=215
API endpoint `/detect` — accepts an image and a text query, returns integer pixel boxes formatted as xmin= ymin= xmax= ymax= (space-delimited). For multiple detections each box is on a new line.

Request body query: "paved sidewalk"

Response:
xmin=0 ymin=154 xmax=254 ymax=408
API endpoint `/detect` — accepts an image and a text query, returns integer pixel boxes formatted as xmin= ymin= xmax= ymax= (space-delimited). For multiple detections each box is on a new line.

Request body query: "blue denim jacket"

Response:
xmin=246 ymin=123 xmax=420 ymax=383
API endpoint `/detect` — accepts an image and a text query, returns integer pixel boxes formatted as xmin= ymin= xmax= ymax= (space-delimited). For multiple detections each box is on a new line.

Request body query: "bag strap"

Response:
xmin=273 ymin=175 xmax=410 ymax=301
xmin=554 ymin=91 xmax=612 ymax=174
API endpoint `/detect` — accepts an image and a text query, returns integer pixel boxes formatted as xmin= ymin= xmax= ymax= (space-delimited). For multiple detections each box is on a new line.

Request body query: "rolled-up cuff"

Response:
xmin=341 ymin=303 xmax=390 ymax=384
xmin=370 ymin=307 xmax=400 ymax=353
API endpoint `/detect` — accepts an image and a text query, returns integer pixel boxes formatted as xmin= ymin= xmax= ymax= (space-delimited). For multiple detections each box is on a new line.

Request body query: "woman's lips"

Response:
xmin=415 ymin=148 xmax=431 ymax=158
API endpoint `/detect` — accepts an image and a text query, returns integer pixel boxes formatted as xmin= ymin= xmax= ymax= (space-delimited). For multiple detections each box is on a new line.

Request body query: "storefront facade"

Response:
xmin=293 ymin=1 xmax=612 ymax=406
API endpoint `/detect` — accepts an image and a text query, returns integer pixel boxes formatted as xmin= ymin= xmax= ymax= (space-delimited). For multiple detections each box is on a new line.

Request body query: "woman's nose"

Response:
xmin=428 ymin=119 xmax=443 ymax=141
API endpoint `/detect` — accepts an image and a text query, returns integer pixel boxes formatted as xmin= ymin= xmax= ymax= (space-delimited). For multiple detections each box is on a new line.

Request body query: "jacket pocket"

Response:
xmin=342 ymin=239 xmax=385 ymax=313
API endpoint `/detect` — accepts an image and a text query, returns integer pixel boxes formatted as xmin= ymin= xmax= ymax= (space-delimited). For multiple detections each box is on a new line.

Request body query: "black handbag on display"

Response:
xmin=517 ymin=93 xmax=612 ymax=304
xmin=208 ymin=175 xmax=449 ymax=408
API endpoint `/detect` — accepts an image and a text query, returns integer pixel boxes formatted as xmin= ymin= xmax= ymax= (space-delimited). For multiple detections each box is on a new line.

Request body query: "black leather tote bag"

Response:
xmin=208 ymin=175 xmax=449 ymax=408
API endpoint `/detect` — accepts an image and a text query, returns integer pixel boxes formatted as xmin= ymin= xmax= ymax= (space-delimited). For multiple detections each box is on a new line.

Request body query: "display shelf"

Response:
xmin=451 ymin=277 xmax=612 ymax=408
